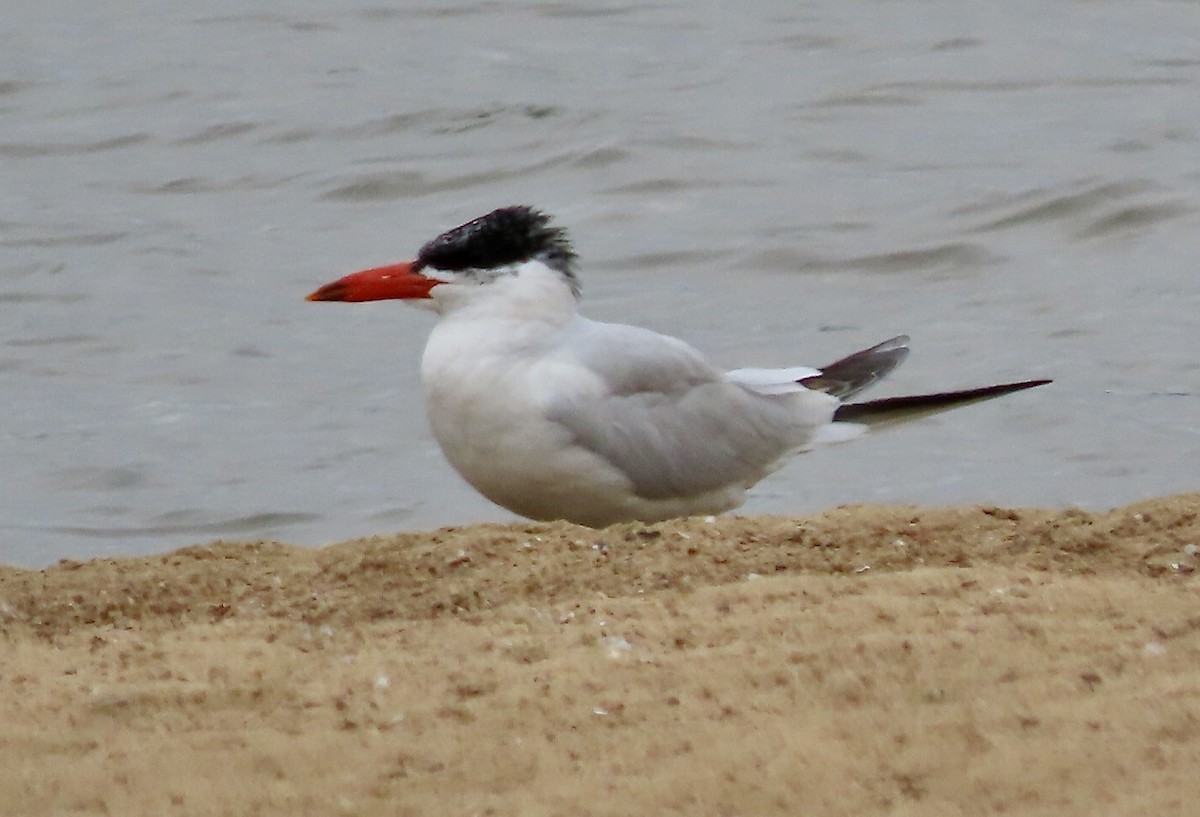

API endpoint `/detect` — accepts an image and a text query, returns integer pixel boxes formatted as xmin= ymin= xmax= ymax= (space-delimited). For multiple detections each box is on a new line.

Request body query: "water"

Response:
xmin=2 ymin=1 xmax=1197 ymax=567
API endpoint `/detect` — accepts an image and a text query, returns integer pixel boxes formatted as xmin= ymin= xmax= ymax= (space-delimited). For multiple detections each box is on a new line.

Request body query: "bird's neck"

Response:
xmin=420 ymin=264 xmax=579 ymax=395
xmin=428 ymin=260 xmax=579 ymax=330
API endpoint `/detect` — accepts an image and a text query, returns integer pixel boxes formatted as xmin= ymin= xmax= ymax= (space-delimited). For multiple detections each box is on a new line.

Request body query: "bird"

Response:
xmin=307 ymin=206 xmax=1049 ymax=528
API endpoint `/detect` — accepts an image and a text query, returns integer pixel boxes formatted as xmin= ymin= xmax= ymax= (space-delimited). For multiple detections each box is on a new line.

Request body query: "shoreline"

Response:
xmin=2 ymin=493 xmax=1198 ymax=815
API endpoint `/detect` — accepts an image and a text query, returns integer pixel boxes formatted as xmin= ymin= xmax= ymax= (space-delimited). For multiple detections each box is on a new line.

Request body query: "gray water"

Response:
xmin=3 ymin=1 xmax=1198 ymax=568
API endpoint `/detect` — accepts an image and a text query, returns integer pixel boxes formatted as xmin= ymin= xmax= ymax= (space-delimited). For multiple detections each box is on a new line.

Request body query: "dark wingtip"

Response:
xmin=804 ymin=334 xmax=913 ymax=400
xmin=993 ymin=378 xmax=1053 ymax=393
xmin=834 ymin=378 xmax=1051 ymax=425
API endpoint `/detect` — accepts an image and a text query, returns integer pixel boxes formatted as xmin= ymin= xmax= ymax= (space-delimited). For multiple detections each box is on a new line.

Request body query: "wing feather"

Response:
xmin=541 ymin=321 xmax=835 ymax=501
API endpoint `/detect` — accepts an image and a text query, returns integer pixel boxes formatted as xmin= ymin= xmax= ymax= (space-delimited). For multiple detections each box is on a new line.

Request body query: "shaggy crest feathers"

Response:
xmin=415 ymin=206 xmax=580 ymax=296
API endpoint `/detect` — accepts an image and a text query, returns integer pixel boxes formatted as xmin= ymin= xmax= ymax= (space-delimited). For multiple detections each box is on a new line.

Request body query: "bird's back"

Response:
xmin=421 ymin=313 xmax=838 ymax=525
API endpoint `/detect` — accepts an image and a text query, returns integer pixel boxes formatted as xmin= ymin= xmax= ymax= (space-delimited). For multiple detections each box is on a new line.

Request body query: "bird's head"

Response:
xmin=306 ymin=206 xmax=579 ymax=311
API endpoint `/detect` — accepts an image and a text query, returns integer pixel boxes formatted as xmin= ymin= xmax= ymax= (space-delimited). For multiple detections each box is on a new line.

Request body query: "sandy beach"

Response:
xmin=2 ymin=493 xmax=1199 ymax=816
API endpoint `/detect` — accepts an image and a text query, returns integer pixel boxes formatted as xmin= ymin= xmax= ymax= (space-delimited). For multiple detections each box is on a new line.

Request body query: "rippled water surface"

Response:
xmin=3 ymin=1 xmax=1198 ymax=566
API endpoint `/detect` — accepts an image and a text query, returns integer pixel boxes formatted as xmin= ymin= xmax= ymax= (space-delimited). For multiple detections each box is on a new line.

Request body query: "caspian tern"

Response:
xmin=308 ymin=206 xmax=1049 ymax=527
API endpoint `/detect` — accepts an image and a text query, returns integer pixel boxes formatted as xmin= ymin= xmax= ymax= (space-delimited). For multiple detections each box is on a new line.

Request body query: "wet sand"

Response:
xmin=2 ymin=493 xmax=1199 ymax=816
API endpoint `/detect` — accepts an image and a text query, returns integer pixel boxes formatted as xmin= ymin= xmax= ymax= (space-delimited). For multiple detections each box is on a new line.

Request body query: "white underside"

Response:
xmin=416 ymin=261 xmax=848 ymax=527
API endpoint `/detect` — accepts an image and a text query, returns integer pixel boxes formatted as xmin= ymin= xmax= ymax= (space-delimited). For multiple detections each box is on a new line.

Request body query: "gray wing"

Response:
xmin=542 ymin=320 xmax=831 ymax=501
